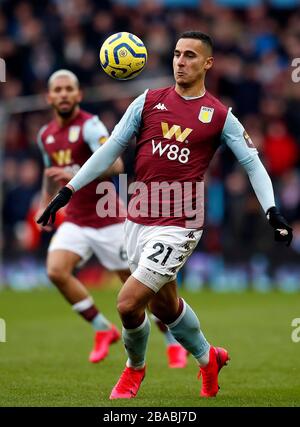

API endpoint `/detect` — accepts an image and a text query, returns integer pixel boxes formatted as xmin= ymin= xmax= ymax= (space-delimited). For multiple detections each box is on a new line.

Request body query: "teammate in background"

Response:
xmin=37 ymin=69 xmax=187 ymax=368
xmin=36 ymin=70 xmax=128 ymax=363
xmin=38 ymin=33 xmax=292 ymax=398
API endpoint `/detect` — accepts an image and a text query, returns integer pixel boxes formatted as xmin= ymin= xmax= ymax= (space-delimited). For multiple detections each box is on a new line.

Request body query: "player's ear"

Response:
xmin=204 ymin=56 xmax=213 ymax=71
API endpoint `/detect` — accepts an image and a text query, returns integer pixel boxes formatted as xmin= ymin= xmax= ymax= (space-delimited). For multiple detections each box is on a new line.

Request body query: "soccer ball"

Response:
xmin=99 ymin=32 xmax=147 ymax=80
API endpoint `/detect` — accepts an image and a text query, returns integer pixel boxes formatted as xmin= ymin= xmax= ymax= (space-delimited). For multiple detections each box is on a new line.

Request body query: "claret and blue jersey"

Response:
xmin=69 ymin=87 xmax=275 ymax=228
xmin=37 ymin=110 xmax=125 ymax=228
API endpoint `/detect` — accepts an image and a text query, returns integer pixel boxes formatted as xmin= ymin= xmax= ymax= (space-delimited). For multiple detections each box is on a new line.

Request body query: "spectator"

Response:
xmin=263 ymin=121 xmax=299 ymax=177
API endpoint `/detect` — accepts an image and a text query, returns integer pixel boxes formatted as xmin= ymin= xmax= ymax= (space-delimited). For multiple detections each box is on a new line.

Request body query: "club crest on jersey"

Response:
xmin=198 ymin=106 xmax=214 ymax=123
xmin=68 ymin=126 xmax=80 ymax=143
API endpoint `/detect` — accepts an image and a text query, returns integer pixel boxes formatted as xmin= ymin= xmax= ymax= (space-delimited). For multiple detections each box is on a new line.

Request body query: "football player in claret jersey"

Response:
xmin=36 ymin=70 xmax=128 ymax=363
xmin=38 ymin=34 xmax=293 ymax=399
xmin=37 ymin=70 xmax=186 ymax=368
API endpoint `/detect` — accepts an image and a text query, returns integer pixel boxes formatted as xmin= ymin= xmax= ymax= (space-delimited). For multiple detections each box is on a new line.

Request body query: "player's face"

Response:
xmin=47 ymin=76 xmax=82 ymax=117
xmin=173 ymin=38 xmax=213 ymax=86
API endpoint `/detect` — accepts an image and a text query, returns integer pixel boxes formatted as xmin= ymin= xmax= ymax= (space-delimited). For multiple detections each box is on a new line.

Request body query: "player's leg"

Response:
xmin=109 ymin=274 xmax=154 ymax=399
xmin=89 ymin=222 xmax=183 ymax=367
xmin=110 ymin=270 xmax=195 ymax=399
xmin=108 ymin=221 xmax=174 ymax=399
xmin=149 ymin=280 xmax=210 ymax=362
xmin=47 ymin=222 xmax=120 ymax=362
xmin=150 ymin=314 xmax=188 ymax=368
xmin=115 ymin=269 xmax=186 ymax=368
xmin=47 ymin=249 xmax=88 ymax=303
xmin=149 ymin=281 xmax=229 ymax=398
xmin=115 ymin=269 xmax=131 ymax=283
xmin=135 ymin=224 xmax=229 ymax=398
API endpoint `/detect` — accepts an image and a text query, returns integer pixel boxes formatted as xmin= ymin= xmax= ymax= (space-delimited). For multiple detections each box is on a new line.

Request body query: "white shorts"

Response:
xmin=48 ymin=222 xmax=128 ymax=271
xmin=124 ymin=220 xmax=203 ymax=292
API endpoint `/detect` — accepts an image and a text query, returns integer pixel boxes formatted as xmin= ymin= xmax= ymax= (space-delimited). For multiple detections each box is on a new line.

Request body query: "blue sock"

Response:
xmin=164 ymin=330 xmax=179 ymax=345
xmin=91 ymin=313 xmax=111 ymax=331
xmin=167 ymin=299 xmax=210 ymax=361
xmin=123 ymin=313 xmax=151 ymax=369
xmin=150 ymin=314 xmax=179 ymax=346
xmin=72 ymin=297 xmax=111 ymax=331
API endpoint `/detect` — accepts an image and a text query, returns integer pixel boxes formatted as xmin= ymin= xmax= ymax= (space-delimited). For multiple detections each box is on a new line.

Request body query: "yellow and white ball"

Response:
xmin=100 ymin=32 xmax=148 ymax=80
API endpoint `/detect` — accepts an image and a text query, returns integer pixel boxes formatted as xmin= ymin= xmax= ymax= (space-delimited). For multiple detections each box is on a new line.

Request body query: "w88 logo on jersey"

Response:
xmin=151 ymin=140 xmax=190 ymax=164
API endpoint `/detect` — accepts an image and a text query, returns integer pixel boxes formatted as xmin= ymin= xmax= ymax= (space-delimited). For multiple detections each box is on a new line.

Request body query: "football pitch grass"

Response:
xmin=0 ymin=288 xmax=299 ymax=407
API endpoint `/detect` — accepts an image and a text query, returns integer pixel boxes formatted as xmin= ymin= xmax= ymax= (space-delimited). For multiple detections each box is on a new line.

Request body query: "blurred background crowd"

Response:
xmin=1 ymin=0 xmax=300 ymax=291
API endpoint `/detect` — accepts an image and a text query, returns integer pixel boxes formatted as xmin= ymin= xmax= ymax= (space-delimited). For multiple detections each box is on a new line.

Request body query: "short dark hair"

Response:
xmin=178 ymin=31 xmax=213 ymax=54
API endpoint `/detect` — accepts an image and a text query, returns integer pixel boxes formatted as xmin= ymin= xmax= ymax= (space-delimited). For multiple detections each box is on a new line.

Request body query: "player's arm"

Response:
xmin=104 ymin=156 xmax=124 ymax=177
xmin=221 ymin=110 xmax=293 ymax=246
xmin=69 ymin=91 xmax=145 ymax=190
xmin=82 ymin=116 xmax=124 ymax=178
xmin=37 ymin=130 xmax=60 ymax=205
xmin=40 ymin=171 xmax=60 ymax=207
xmin=36 ymin=130 xmax=60 ymax=230
xmin=37 ymin=91 xmax=147 ymax=226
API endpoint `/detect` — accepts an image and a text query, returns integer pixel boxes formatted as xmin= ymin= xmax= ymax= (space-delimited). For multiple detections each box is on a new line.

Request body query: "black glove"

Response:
xmin=266 ymin=206 xmax=293 ymax=247
xmin=37 ymin=186 xmax=73 ymax=226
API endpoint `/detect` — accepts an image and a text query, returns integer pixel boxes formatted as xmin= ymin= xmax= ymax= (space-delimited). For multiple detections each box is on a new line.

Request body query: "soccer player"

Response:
xmin=37 ymin=69 xmax=129 ymax=363
xmin=38 ymin=33 xmax=293 ymax=398
xmin=37 ymin=69 xmax=186 ymax=368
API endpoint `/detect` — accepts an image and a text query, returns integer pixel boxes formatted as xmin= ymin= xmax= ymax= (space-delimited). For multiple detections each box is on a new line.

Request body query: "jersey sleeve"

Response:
xmin=37 ymin=126 xmax=52 ymax=167
xmin=68 ymin=91 xmax=147 ymax=192
xmin=82 ymin=116 xmax=109 ymax=153
xmin=221 ymin=109 xmax=258 ymax=162
xmin=109 ymin=90 xmax=147 ymax=143
xmin=221 ymin=110 xmax=275 ymax=212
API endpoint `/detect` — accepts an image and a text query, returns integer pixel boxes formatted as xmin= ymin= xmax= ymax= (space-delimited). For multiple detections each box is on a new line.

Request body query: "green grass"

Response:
xmin=0 ymin=288 xmax=300 ymax=407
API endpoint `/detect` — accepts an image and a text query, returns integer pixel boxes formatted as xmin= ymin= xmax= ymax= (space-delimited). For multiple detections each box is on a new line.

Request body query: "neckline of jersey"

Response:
xmin=173 ymin=86 xmax=206 ymax=101
xmin=54 ymin=109 xmax=82 ymax=129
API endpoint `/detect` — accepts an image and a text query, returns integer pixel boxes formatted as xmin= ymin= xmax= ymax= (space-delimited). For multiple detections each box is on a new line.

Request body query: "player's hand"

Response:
xmin=37 ymin=186 xmax=73 ymax=226
xmin=45 ymin=167 xmax=73 ymax=185
xmin=266 ymin=207 xmax=293 ymax=247
xmin=35 ymin=208 xmax=54 ymax=232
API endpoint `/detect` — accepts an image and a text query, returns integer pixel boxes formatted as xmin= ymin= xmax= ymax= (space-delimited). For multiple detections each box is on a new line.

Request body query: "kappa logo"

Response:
xmin=161 ymin=122 xmax=193 ymax=143
xmin=153 ymin=103 xmax=168 ymax=111
xmin=69 ymin=126 xmax=81 ymax=143
xmin=46 ymin=135 xmax=55 ymax=144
